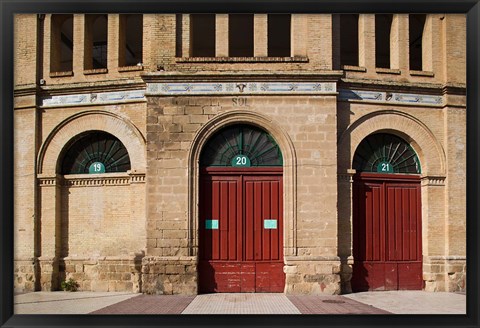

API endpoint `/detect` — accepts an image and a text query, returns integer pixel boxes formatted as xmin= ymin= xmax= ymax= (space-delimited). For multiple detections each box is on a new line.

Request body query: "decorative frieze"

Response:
xmin=146 ymin=82 xmax=337 ymax=95
xmin=38 ymin=177 xmax=59 ymax=187
xmin=339 ymin=89 xmax=443 ymax=106
xmin=41 ymin=90 xmax=145 ymax=108
xmin=38 ymin=173 xmax=145 ymax=187
xmin=421 ymin=175 xmax=446 ymax=186
xmin=62 ymin=173 xmax=145 ymax=187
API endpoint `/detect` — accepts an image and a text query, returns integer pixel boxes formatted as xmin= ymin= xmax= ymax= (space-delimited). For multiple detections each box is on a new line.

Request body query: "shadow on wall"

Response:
xmin=336 ymin=100 xmax=354 ymax=294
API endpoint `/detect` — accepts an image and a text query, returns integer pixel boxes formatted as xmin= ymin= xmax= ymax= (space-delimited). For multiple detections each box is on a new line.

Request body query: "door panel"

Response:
xmin=199 ymin=173 xmax=284 ymax=293
xmin=352 ymin=174 xmax=422 ymax=292
xmin=244 ymin=177 xmax=283 ymax=262
xmin=199 ymin=176 xmax=242 ymax=262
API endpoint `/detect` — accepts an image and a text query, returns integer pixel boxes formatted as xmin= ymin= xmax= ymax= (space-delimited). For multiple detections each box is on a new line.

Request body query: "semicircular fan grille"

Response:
xmin=61 ymin=131 xmax=131 ymax=174
xmin=200 ymin=125 xmax=283 ymax=167
xmin=352 ymin=133 xmax=421 ymax=174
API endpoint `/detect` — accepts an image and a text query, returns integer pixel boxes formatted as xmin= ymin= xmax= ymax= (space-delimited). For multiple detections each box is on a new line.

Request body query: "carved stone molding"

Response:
xmin=39 ymin=173 xmax=145 ymax=188
xmin=339 ymin=89 xmax=443 ymax=106
xmin=337 ymin=169 xmax=356 ymax=183
xmin=41 ymin=89 xmax=145 ymax=108
xmin=146 ymin=82 xmax=337 ymax=96
xmin=421 ymin=175 xmax=446 ymax=186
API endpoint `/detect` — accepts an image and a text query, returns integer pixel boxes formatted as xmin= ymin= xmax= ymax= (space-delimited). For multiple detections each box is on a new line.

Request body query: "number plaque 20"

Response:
xmin=231 ymin=155 xmax=251 ymax=167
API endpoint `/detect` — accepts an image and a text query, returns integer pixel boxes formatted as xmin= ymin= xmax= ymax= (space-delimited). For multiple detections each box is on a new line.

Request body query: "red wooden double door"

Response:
xmin=199 ymin=169 xmax=285 ymax=293
xmin=352 ymin=174 xmax=423 ymax=291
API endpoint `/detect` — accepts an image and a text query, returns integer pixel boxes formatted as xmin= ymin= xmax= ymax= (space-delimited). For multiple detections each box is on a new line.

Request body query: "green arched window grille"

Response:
xmin=61 ymin=131 xmax=131 ymax=174
xmin=200 ymin=125 xmax=283 ymax=167
xmin=353 ymin=133 xmax=421 ymax=174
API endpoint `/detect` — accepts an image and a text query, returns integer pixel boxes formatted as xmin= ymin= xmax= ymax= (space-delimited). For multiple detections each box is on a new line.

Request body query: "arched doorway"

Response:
xmin=198 ymin=124 xmax=285 ymax=293
xmin=351 ymin=133 xmax=423 ymax=291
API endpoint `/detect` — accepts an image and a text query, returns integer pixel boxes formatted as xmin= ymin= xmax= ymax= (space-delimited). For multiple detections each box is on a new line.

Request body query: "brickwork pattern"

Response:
xmin=12 ymin=13 xmax=467 ymax=294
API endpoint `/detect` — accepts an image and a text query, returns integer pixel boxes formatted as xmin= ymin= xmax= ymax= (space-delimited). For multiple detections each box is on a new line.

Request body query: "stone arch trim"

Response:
xmin=187 ymin=110 xmax=298 ymax=257
xmin=338 ymin=110 xmax=446 ymax=176
xmin=38 ymin=110 xmax=146 ymax=175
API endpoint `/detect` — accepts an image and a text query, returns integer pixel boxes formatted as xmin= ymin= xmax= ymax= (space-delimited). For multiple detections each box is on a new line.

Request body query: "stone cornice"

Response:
xmin=442 ymin=83 xmax=467 ymax=96
xmin=340 ymin=78 xmax=447 ymax=94
xmin=175 ymin=56 xmax=309 ymax=63
xmin=13 ymin=84 xmax=39 ymax=97
xmin=39 ymin=79 xmax=146 ymax=97
xmin=142 ymin=70 xmax=344 ymax=83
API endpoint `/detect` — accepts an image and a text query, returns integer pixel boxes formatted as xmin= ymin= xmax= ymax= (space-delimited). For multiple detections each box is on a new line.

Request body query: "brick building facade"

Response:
xmin=13 ymin=13 xmax=466 ymax=295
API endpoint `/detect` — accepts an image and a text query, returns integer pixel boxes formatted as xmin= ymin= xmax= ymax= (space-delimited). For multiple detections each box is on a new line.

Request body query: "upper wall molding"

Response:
xmin=338 ymin=89 xmax=443 ymax=106
xmin=41 ymin=89 xmax=145 ymax=108
xmin=146 ymin=82 xmax=337 ymax=96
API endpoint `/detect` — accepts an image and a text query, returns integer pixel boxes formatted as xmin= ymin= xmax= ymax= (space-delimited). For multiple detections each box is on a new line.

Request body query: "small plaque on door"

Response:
xmin=205 ymin=220 xmax=219 ymax=229
xmin=264 ymin=219 xmax=277 ymax=229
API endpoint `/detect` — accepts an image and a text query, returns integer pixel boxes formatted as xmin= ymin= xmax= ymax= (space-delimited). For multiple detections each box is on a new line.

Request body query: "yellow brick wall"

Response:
xmin=61 ymin=184 xmax=145 ymax=257
xmin=14 ymin=14 xmax=37 ymax=86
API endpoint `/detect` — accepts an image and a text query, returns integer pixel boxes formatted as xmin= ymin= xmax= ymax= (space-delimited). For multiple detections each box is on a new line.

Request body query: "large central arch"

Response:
xmin=188 ymin=110 xmax=297 ymax=264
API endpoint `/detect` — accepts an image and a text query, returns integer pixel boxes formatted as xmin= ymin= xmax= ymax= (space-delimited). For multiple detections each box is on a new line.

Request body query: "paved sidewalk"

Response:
xmin=287 ymin=295 xmax=391 ymax=314
xmin=14 ymin=292 xmax=139 ymax=314
xmin=182 ymin=293 xmax=301 ymax=314
xmin=91 ymin=295 xmax=195 ymax=314
xmin=343 ymin=291 xmax=467 ymax=314
xmin=14 ymin=291 xmax=466 ymax=315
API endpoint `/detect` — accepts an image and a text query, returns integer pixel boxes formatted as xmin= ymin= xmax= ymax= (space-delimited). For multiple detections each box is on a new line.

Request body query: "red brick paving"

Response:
xmin=287 ymin=295 xmax=392 ymax=314
xmin=90 ymin=295 xmax=196 ymax=314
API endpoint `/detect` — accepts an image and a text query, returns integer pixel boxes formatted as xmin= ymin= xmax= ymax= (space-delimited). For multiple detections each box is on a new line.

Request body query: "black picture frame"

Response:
xmin=1 ymin=1 xmax=479 ymax=327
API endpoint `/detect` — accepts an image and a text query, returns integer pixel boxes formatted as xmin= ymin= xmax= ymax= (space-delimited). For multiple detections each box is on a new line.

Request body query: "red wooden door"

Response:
xmin=352 ymin=173 xmax=422 ymax=291
xmin=199 ymin=169 xmax=284 ymax=293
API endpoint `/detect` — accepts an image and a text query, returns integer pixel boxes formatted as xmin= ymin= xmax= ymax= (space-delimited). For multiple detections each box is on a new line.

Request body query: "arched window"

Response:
xmin=61 ymin=131 xmax=131 ymax=174
xmin=200 ymin=125 xmax=283 ymax=167
xmin=353 ymin=133 xmax=421 ymax=174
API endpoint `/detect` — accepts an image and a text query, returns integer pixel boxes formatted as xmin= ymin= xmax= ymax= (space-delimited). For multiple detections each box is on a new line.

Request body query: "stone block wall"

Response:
xmin=14 ymin=259 xmax=37 ymax=292
xmin=145 ymin=94 xmax=340 ymax=294
xmin=60 ymin=256 xmax=142 ymax=292
xmin=141 ymin=256 xmax=197 ymax=295
xmin=284 ymin=258 xmax=342 ymax=294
